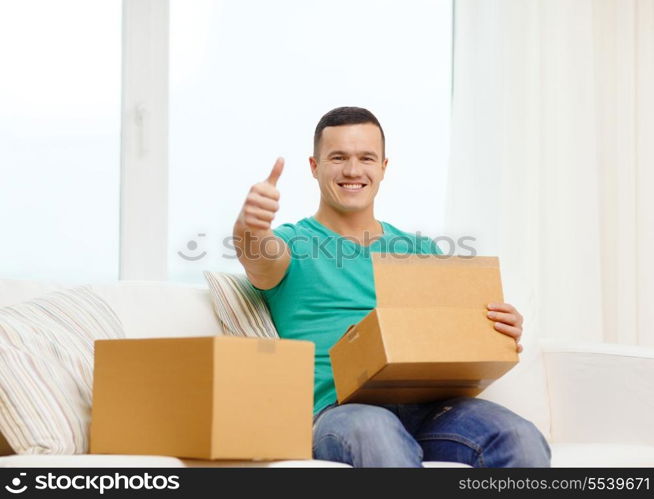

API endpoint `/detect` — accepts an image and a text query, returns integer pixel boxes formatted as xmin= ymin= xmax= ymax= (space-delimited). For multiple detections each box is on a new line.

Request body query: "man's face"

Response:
xmin=310 ymin=123 xmax=388 ymax=214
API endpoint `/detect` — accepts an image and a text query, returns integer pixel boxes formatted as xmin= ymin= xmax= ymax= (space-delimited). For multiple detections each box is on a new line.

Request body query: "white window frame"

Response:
xmin=120 ymin=0 xmax=169 ymax=280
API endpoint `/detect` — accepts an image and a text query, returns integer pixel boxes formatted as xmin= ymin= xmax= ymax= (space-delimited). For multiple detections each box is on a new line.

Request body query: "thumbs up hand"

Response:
xmin=237 ymin=157 xmax=284 ymax=232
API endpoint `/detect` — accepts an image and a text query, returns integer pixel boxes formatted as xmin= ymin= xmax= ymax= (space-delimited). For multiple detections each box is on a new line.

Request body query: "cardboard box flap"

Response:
xmin=329 ymin=310 xmax=388 ymax=403
xmin=372 ymin=253 xmax=503 ymax=308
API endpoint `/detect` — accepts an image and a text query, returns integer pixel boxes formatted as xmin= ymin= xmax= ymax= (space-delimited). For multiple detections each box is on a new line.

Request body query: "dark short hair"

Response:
xmin=313 ymin=106 xmax=385 ymax=158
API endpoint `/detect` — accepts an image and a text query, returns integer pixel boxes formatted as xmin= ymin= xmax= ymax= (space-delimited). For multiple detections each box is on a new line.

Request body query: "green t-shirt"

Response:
xmin=258 ymin=216 xmax=442 ymax=415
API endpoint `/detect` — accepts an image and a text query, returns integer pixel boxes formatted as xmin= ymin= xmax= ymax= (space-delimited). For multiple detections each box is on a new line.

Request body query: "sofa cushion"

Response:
xmin=0 ymin=286 xmax=125 ymax=454
xmin=91 ymin=281 xmax=222 ymax=339
xmin=0 ymin=454 xmax=351 ymax=467
xmin=0 ymin=279 xmax=64 ymax=308
xmin=550 ymin=443 xmax=654 ymax=467
xmin=203 ymin=272 xmax=278 ymax=338
xmin=6 ymin=446 xmax=651 ymax=468
xmin=543 ymin=342 xmax=654 ymax=446
xmin=0 ymin=454 xmax=471 ymax=467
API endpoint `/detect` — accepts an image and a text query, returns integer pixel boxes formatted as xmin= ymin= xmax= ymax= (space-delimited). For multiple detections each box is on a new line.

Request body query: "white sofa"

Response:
xmin=1 ymin=278 xmax=653 ymax=468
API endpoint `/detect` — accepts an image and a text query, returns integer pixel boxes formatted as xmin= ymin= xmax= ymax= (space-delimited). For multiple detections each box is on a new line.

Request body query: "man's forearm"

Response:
xmin=233 ymin=222 xmax=289 ymax=288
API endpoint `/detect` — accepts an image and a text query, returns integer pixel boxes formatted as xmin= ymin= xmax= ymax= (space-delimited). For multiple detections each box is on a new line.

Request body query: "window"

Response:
xmin=168 ymin=0 xmax=453 ymax=283
xmin=0 ymin=1 xmax=451 ymax=284
xmin=0 ymin=1 xmax=121 ymax=282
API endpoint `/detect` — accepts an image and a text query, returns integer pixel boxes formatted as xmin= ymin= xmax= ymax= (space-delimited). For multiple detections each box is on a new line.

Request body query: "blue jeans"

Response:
xmin=312 ymin=397 xmax=551 ymax=468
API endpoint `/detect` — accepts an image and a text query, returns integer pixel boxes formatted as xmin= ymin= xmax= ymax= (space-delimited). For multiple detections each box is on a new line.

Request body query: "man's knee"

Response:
xmin=314 ymin=403 xmax=402 ymax=441
xmin=499 ymin=418 xmax=551 ymax=466
xmin=440 ymin=397 xmax=537 ymax=432
xmin=469 ymin=399 xmax=551 ymax=467
xmin=312 ymin=403 xmax=424 ymax=467
xmin=421 ymin=397 xmax=550 ymax=467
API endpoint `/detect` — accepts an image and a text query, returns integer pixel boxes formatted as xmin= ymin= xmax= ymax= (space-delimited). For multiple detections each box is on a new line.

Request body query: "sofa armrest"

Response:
xmin=540 ymin=338 xmax=654 ymax=445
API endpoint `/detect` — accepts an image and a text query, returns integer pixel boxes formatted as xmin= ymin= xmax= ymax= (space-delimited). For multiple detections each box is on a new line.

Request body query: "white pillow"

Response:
xmin=90 ymin=281 xmax=222 ymax=339
xmin=203 ymin=271 xmax=278 ymax=339
xmin=0 ymin=286 xmax=125 ymax=454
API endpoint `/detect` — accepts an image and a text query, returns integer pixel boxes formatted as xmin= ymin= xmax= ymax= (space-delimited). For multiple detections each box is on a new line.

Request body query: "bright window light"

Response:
xmin=169 ymin=0 xmax=453 ymax=283
xmin=0 ymin=0 xmax=121 ymax=282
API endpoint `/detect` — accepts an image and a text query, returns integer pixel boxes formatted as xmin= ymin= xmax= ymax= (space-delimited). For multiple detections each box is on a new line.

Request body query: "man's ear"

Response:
xmin=309 ymin=156 xmax=318 ymax=179
xmin=381 ymin=157 xmax=388 ymax=179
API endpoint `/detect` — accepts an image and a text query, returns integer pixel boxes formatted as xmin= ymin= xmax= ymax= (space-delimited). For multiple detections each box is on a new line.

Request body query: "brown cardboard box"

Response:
xmin=90 ymin=336 xmax=314 ymax=460
xmin=329 ymin=254 xmax=518 ymax=404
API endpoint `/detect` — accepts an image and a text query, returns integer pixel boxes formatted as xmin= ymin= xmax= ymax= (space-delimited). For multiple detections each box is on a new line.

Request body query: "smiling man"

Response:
xmin=233 ymin=107 xmax=550 ymax=467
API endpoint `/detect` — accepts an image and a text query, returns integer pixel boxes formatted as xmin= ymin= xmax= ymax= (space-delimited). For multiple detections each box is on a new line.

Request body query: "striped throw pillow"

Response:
xmin=0 ymin=286 xmax=125 ymax=454
xmin=203 ymin=272 xmax=278 ymax=339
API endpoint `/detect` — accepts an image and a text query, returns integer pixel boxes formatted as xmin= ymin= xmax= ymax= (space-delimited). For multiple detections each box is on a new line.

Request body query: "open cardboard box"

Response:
xmin=329 ymin=254 xmax=518 ymax=404
xmin=90 ymin=336 xmax=314 ymax=460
